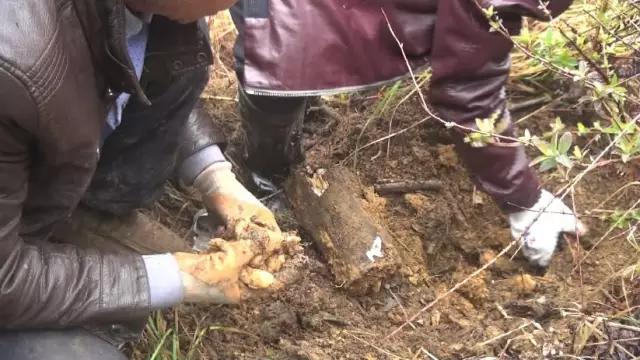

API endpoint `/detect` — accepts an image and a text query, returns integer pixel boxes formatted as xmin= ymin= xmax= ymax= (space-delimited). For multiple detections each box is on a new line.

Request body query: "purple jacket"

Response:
xmin=233 ymin=0 xmax=573 ymax=212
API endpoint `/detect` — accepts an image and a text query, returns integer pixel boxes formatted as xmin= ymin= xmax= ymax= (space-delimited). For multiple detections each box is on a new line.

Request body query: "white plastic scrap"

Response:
xmin=366 ymin=235 xmax=384 ymax=262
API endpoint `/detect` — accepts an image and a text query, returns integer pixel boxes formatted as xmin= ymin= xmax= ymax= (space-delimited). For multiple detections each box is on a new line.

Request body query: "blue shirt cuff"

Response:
xmin=142 ymin=254 xmax=184 ymax=309
xmin=179 ymin=145 xmax=226 ymax=186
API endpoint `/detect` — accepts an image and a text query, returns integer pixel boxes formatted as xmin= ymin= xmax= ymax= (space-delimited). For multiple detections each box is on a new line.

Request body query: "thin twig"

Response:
xmin=475 ymin=321 xmax=533 ymax=348
xmin=385 ymin=240 xmax=518 ymax=339
xmin=509 ymin=95 xmax=552 ymax=112
xmin=387 ymin=287 xmax=417 ymax=330
xmin=200 ymin=95 xmax=237 ymax=102
xmin=576 ymin=198 xmax=640 ymax=270
xmin=380 ymin=10 xmax=533 ymax=147
xmin=387 ymin=77 xmax=430 ymax=159
xmin=557 ymin=19 xmax=609 ymax=83
xmin=258 ymin=189 xmax=284 ymax=202
xmin=342 ymin=116 xmax=431 ymax=164
xmin=606 ymin=322 xmax=640 ymax=333
xmin=582 ymin=9 xmax=640 ymax=54
xmin=514 ymin=97 xmax=561 ymax=124
xmin=420 ymin=347 xmax=440 ymax=360
xmin=374 ymin=180 xmax=443 ymax=194
xmin=344 ymin=331 xmax=405 ymax=360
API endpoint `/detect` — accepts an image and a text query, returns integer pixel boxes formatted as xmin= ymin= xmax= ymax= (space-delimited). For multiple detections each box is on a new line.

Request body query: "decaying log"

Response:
xmin=285 ymin=167 xmax=400 ymax=295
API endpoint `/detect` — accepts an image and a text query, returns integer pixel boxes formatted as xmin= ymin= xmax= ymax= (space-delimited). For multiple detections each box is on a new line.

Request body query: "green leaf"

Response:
xmin=519 ymin=129 xmax=533 ymax=143
xmin=539 ymin=158 xmax=558 ymax=172
xmin=551 ymin=117 xmax=565 ymax=132
xmin=482 ymin=6 xmax=496 ymax=18
xmin=530 ymin=155 xmax=548 ymax=167
xmin=572 ymin=146 xmax=583 ymax=160
xmin=534 ymin=138 xmax=554 ymax=156
xmin=475 ymin=117 xmax=496 ymax=133
xmin=577 ymin=122 xmax=589 ymax=135
xmin=558 ymin=132 xmax=573 ymax=154
xmin=556 ymin=154 xmax=573 ymax=168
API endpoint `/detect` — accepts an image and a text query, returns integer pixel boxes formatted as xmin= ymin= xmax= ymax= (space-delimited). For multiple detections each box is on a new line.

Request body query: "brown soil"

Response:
xmin=133 ymin=22 xmax=640 ymax=359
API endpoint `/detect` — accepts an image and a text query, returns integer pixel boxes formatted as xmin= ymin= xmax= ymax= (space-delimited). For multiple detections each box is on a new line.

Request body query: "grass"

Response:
xmin=133 ymin=306 xmax=260 ymax=360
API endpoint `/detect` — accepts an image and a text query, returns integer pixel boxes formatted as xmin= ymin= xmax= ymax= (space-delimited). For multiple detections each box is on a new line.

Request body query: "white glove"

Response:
xmin=509 ymin=190 xmax=587 ymax=267
xmin=195 ymin=161 xmax=284 ymax=257
xmin=195 ymin=162 xmax=278 ymax=230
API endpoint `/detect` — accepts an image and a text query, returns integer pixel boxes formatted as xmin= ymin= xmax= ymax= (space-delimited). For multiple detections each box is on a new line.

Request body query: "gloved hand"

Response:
xmin=174 ymin=238 xmax=280 ymax=304
xmin=194 ymin=161 xmax=283 ymax=255
xmin=509 ymin=190 xmax=587 ymax=267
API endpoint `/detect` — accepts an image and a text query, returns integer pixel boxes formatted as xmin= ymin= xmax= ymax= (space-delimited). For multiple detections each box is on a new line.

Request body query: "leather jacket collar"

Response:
xmin=100 ymin=0 xmax=151 ymax=105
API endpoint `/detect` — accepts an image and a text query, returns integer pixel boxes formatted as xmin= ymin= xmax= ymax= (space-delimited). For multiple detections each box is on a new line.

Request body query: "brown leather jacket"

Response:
xmin=235 ymin=0 xmax=573 ymax=212
xmin=0 ymin=0 xmax=220 ymax=329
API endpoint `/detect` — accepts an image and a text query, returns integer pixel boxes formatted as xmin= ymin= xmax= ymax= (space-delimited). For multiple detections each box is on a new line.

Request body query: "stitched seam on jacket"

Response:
xmin=25 ymin=0 xmax=73 ymax=79
xmin=29 ymin=36 xmax=62 ymax=92
xmin=0 ymin=60 xmax=40 ymax=129
xmin=40 ymin=45 xmax=69 ymax=106
xmin=27 ymin=26 xmax=69 ymax=120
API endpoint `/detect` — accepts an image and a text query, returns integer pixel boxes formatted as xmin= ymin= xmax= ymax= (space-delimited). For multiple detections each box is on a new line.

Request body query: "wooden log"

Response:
xmin=285 ymin=167 xmax=400 ymax=295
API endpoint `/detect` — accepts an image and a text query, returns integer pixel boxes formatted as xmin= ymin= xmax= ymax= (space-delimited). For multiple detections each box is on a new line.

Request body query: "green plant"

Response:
xmin=530 ymin=119 xmax=575 ymax=173
xmin=531 ymin=27 xmax=579 ymax=70
xmin=463 ymin=111 xmax=510 ymax=147
xmin=609 ymin=209 xmax=640 ymax=230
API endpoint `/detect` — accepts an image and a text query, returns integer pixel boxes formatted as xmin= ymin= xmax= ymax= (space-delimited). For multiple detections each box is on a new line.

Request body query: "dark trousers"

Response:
xmin=0 ymin=330 xmax=127 ymax=360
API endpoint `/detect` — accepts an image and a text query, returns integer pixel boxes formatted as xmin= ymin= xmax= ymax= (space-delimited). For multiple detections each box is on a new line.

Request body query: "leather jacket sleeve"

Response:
xmin=178 ymin=20 xmax=227 ymax=160
xmin=179 ymin=104 xmax=227 ymax=163
xmin=428 ymin=0 xmax=573 ymax=212
xmin=0 ymin=69 xmax=150 ymax=329
xmin=177 ymin=104 xmax=228 ymax=185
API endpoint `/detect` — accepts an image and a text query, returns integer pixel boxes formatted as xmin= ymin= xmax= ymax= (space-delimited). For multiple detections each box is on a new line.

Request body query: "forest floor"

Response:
xmin=131 ymin=10 xmax=640 ymax=360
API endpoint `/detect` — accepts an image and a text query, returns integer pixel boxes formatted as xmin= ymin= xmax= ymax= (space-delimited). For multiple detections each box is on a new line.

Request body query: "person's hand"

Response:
xmin=509 ymin=190 xmax=587 ymax=268
xmin=194 ymin=162 xmax=283 ymax=255
xmin=126 ymin=0 xmax=237 ymax=24
xmin=173 ymin=238 xmax=280 ymax=304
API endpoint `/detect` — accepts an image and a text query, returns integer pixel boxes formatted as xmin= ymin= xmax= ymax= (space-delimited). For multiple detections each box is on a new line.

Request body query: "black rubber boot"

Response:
xmin=0 ymin=329 xmax=127 ymax=360
xmin=238 ymin=86 xmax=308 ymax=188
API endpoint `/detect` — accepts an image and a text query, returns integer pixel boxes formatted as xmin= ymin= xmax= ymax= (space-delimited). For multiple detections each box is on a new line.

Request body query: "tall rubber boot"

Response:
xmin=238 ymin=86 xmax=308 ymax=190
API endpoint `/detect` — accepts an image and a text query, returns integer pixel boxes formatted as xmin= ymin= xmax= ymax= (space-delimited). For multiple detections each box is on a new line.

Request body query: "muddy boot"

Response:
xmin=238 ymin=86 xmax=308 ymax=192
xmin=53 ymin=205 xmax=191 ymax=255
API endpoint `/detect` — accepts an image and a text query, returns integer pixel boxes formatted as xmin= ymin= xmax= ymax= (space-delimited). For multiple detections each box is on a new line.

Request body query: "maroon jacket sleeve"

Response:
xmin=428 ymin=0 xmax=573 ymax=212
